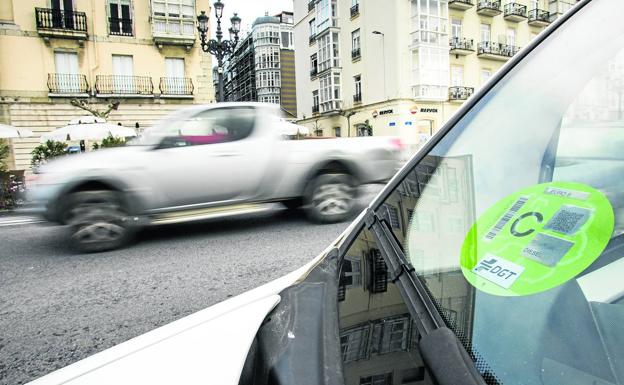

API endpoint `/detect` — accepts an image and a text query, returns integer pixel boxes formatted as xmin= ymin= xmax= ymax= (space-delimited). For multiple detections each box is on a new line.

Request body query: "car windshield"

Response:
xmin=374 ymin=1 xmax=624 ymax=384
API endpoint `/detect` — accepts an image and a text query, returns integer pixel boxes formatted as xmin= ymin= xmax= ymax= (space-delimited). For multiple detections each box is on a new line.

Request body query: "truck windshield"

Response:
xmin=375 ymin=1 xmax=624 ymax=384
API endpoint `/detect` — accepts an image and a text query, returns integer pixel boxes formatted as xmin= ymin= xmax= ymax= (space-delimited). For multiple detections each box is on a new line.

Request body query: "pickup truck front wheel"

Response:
xmin=304 ymin=173 xmax=357 ymax=223
xmin=65 ymin=190 xmax=132 ymax=253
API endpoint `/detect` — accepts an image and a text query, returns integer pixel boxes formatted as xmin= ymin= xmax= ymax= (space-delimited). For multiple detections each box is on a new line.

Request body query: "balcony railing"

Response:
xmin=476 ymin=0 xmax=502 ymax=16
xmin=528 ymin=9 xmax=550 ymax=25
xmin=310 ymin=67 xmax=318 ymax=78
xmin=309 ymin=34 xmax=316 ymax=44
xmin=353 ymin=93 xmax=362 ymax=103
xmin=350 ymin=4 xmax=360 ymax=18
xmin=478 ymin=41 xmax=520 ymax=60
xmin=109 ymin=17 xmax=133 ymax=36
xmin=95 ymin=75 xmax=154 ymax=96
xmin=449 ymin=37 xmax=474 ymax=52
xmin=503 ymin=2 xmax=527 ymax=20
xmin=312 ymin=105 xmax=320 ymax=114
xmin=449 ymin=86 xmax=474 ymax=101
xmin=47 ymin=73 xmax=89 ymax=95
xmin=159 ymin=77 xmax=193 ymax=96
xmin=351 ymin=48 xmax=361 ymax=60
xmin=35 ymin=8 xmax=87 ymax=38
xmin=448 ymin=0 xmax=474 ymax=10
xmin=308 ymin=1 xmax=316 ymax=12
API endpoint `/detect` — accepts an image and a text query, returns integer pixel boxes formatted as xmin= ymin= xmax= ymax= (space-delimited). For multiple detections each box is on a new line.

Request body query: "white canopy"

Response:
xmin=0 ymin=123 xmax=34 ymax=139
xmin=281 ymin=122 xmax=309 ymax=136
xmin=68 ymin=115 xmax=107 ymax=125
xmin=41 ymin=120 xmax=136 ymax=143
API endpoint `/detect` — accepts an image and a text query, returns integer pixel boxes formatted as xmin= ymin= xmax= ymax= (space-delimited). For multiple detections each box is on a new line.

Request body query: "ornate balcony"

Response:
xmin=478 ymin=41 xmax=520 ymax=61
xmin=477 ymin=0 xmax=502 ymax=16
xmin=528 ymin=9 xmax=550 ymax=27
xmin=350 ymin=4 xmax=360 ymax=18
xmin=159 ymin=77 xmax=194 ymax=97
xmin=449 ymin=37 xmax=474 ymax=56
xmin=95 ymin=75 xmax=154 ymax=97
xmin=504 ymin=2 xmax=527 ymax=21
xmin=351 ymin=48 xmax=361 ymax=61
xmin=449 ymin=86 xmax=474 ymax=101
xmin=47 ymin=73 xmax=89 ymax=96
xmin=35 ymin=8 xmax=87 ymax=40
xmin=449 ymin=0 xmax=474 ymax=11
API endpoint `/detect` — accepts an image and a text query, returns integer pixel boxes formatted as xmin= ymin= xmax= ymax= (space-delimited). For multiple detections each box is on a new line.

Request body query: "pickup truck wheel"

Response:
xmin=304 ymin=173 xmax=357 ymax=223
xmin=66 ymin=191 xmax=131 ymax=253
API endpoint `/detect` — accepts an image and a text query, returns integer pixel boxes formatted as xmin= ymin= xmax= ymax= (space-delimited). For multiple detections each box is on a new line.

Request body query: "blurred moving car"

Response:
xmin=27 ymin=1 xmax=624 ymax=384
xmin=25 ymin=103 xmax=400 ymax=252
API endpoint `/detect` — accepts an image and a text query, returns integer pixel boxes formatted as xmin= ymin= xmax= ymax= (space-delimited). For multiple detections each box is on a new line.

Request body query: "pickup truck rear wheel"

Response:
xmin=66 ymin=190 xmax=131 ymax=253
xmin=304 ymin=173 xmax=357 ymax=223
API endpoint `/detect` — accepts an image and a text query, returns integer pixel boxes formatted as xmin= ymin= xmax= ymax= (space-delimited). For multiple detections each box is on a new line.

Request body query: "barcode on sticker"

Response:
xmin=484 ymin=197 xmax=528 ymax=241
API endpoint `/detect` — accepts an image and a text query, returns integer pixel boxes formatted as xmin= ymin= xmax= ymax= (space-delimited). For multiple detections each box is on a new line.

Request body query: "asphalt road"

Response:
xmin=0 ymin=199 xmax=373 ymax=384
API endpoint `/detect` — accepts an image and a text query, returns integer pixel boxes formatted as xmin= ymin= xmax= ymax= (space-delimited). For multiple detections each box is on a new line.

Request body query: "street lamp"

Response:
xmin=372 ymin=31 xmax=386 ymax=100
xmin=197 ymin=1 xmax=241 ymax=102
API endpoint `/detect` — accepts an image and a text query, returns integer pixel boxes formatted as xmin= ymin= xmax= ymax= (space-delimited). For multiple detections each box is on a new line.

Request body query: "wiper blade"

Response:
xmin=364 ymin=208 xmax=487 ymax=385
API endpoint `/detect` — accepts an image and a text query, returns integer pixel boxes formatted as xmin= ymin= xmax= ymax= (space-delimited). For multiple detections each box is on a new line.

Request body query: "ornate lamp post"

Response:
xmin=197 ymin=1 xmax=241 ymax=102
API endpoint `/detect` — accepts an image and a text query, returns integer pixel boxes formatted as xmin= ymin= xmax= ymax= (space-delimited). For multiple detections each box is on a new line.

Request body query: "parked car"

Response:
xmin=27 ymin=1 xmax=624 ymax=384
xmin=25 ymin=103 xmax=400 ymax=252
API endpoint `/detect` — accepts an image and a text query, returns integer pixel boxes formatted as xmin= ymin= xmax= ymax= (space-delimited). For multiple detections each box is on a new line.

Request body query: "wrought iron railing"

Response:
xmin=350 ymin=4 xmax=360 ymax=17
xmin=109 ymin=17 xmax=133 ymax=36
xmin=351 ymin=48 xmax=361 ymax=60
xmin=528 ymin=9 xmax=550 ymax=23
xmin=353 ymin=93 xmax=362 ymax=103
xmin=504 ymin=2 xmax=527 ymax=17
xmin=35 ymin=7 xmax=87 ymax=33
xmin=159 ymin=77 xmax=194 ymax=95
xmin=478 ymin=41 xmax=520 ymax=57
xmin=449 ymin=86 xmax=474 ymax=101
xmin=312 ymin=105 xmax=320 ymax=113
xmin=450 ymin=37 xmax=474 ymax=51
xmin=309 ymin=34 xmax=316 ymax=44
xmin=95 ymin=75 xmax=153 ymax=95
xmin=477 ymin=0 xmax=501 ymax=12
xmin=47 ymin=73 xmax=89 ymax=94
xmin=310 ymin=67 xmax=318 ymax=77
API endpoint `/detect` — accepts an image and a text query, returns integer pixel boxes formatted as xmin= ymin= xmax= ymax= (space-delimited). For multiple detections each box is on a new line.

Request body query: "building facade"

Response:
xmin=0 ymin=0 xmax=214 ymax=171
xmin=293 ymin=0 xmax=578 ymax=153
xmin=217 ymin=12 xmax=298 ymax=118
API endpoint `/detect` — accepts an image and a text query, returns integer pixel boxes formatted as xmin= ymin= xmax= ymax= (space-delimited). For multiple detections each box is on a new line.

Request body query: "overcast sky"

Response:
xmin=207 ymin=0 xmax=294 ymax=37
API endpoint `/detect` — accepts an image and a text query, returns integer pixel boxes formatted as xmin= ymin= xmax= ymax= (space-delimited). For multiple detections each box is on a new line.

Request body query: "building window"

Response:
xmin=312 ymin=89 xmax=319 ymax=108
xmin=319 ymin=71 xmax=341 ymax=112
xmin=332 ymin=31 xmax=340 ymax=68
xmin=371 ymin=315 xmax=410 ymax=355
xmin=413 ymin=211 xmax=435 ymax=232
xmin=109 ymin=0 xmax=132 ymax=36
xmin=481 ymin=69 xmax=492 ymax=84
xmin=316 ymin=0 xmax=330 ymax=31
xmin=352 ymin=28 xmax=361 ymax=53
xmin=151 ymin=0 xmax=195 ymax=36
xmin=369 ymin=248 xmax=388 ymax=293
xmin=451 ymin=65 xmax=463 ymax=87
xmin=310 ymin=53 xmax=318 ymax=76
xmin=334 ymin=126 xmax=341 ymax=137
xmin=480 ymin=23 xmax=491 ymax=42
xmin=354 ymin=74 xmax=362 ymax=101
xmin=281 ymin=28 xmax=294 ymax=49
xmin=309 ymin=18 xmax=316 ymax=37
xmin=341 ymin=256 xmax=361 ymax=288
xmin=341 ymin=324 xmax=370 ymax=363
xmin=356 ymin=122 xmax=372 ymax=137
xmin=382 ymin=204 xmax=401 ymax=229
xmin=360 ymin=373 xmax=393 ymax=385
xmin=451 ymin=18 xmax=462 ymax=39
xmin=255 ymin=46 xmax=280 ymax=70
xmin=254 ymin=23 xmax=280 ymax=45
xmin=318 ymin=33 xmax=331 ymax=72
xmin=506 ymin=27 xmax=516 ymax=47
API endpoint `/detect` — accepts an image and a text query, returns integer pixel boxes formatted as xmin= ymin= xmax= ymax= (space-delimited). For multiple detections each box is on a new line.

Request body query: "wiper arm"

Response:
xmin=364 ymin=208 xmax=488 ymax=385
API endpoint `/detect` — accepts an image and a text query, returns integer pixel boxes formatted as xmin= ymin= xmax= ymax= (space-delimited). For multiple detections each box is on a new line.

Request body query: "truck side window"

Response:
xmin=168 ymin=107 xmax=256 ymax=147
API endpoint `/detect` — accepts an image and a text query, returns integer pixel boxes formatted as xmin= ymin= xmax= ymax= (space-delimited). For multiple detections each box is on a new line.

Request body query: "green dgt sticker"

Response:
xmin=460 ymin=182 xmax=614 ymax=296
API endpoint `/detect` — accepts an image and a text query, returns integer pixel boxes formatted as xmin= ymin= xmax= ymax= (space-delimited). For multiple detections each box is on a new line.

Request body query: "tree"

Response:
xmin=0 ymin=139 xmax=9 ymax=172
xmin=31 ymin=140 xmax=68 ymax=168
xmin=92 ymin=134 xmax=126 ymax=150
xmin=70 ymin=99 xmax=121 ymax=118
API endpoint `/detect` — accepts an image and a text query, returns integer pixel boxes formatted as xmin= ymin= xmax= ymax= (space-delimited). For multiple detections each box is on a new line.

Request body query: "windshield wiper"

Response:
xmin=364 ymin=208 xmax=487 ymax=385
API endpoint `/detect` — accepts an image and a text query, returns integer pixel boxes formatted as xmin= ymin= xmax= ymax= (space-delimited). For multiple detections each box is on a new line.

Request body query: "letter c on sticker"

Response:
xmin=510 ymin=212 xmax=543 ymax=237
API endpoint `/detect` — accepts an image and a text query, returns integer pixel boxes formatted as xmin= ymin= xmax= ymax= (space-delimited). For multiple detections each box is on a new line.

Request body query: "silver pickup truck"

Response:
xmin=26 ymin=103 xmax=400 ymax=252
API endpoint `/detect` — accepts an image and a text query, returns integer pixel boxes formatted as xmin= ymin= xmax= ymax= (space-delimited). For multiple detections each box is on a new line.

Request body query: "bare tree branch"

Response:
xmin=69 ymin=99 xmax=121 ymax=118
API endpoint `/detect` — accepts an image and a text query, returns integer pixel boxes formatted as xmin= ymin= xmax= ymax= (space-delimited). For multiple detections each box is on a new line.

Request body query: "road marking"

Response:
xmin=0 ymin=217 xmax=43 ymax=227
